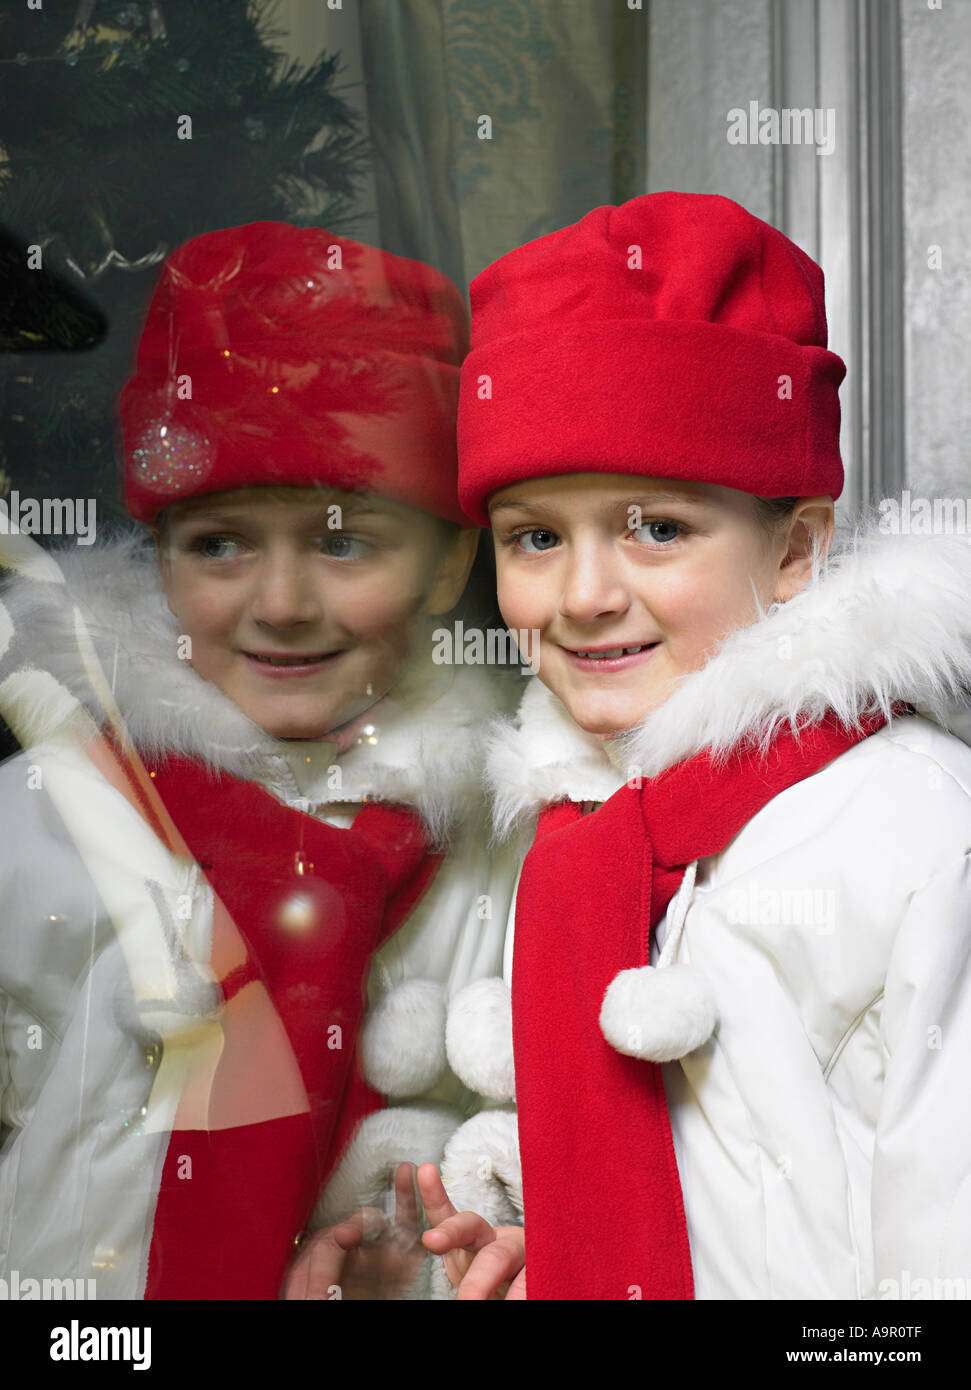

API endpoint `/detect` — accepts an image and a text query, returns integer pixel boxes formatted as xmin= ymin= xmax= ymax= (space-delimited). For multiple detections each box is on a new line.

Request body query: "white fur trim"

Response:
xmin=0 ymin=599 xmax=13 ymax=661
xmin=487 ymin=678 xmax=627 ymax=840
xmin=600 ymin=964 xmax=717 ymax=1063
xmin=0 ymin=666 xmax=94 ymax=749
xmin=445 ymin=978 xmax=516 ymax=1102
xmin=311 ymin=1103 xmax=461 ymax=1229
xmin=428 ymin=1259 xmax=456 ymax=1300
xmin=487 ymin=520 xmax=971 ymax=828
xmin=360 ymin=980 xmax=447 ymax=1098
xmin=439 ymin=1108 xmax=523 ymax=1226
xmin=429 ymin=1108 xmax=524 ymax=1299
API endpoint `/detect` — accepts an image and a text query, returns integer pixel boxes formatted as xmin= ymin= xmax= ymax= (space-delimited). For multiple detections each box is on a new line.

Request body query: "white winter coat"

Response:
xmin=0 ymin=531 xmax=520 ymax=1298
xmin=473 ymin=522 xmax=971 ymax=1300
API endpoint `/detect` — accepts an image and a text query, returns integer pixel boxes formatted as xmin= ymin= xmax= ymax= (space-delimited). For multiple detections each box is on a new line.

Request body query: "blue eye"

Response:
xmin=632 ymin=520 xmax=682 ymax=546
xmin=516 ymin=529 xmax=559 ymax=554
xmin=323 ymin=533 xmax=371 ymax=559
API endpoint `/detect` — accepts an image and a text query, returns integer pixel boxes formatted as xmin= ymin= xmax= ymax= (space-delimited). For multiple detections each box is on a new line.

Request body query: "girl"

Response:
xmin=418 ymin=191 xmax=971 ymax=1301
xmin=0 ymin=221 xmax=520 ymax=1300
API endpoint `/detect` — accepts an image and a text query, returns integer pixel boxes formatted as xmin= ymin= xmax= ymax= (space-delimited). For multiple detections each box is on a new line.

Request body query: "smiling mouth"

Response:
xmin=567 ymin=643 xmax=659 ymax=661
xmin=244 ymin=650 xmax=340 ymax=667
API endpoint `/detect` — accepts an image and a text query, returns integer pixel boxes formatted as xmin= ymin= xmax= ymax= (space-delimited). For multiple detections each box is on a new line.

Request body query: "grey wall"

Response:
xmin=901 ymin=1 xmax=971 ymax=499
xmin=646 ymin=0 xmax=971 ymax=516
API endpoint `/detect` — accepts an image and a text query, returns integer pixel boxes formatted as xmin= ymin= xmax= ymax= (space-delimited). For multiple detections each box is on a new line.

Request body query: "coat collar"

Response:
xmin=0 ymin=529 xmax=513 ymax=842
xmin=486 ymin=519 xmax=971 ymax=837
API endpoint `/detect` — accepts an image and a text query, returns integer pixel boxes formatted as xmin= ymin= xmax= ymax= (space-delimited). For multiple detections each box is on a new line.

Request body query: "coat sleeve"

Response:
xmin=872 ymin=848 xmax=971 ymax=1293
xmin=0 ymin=742 xmax=224 ymax=1296
xmin=0 ymin=749 xmax=94 ymax=1133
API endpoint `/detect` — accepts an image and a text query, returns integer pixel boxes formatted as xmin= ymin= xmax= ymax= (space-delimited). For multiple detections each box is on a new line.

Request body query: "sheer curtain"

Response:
xmin=354 ymin=0 xmax=648 ymax=287
xmin=275 ymin=0 xmax=646 ymax=285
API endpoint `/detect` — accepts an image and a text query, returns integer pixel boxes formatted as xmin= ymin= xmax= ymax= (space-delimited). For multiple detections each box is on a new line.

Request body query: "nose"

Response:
xmin=248 ymin=548 xmax=323 ymax=629
xmin=558 ymin=534 xmax=630 ymax=625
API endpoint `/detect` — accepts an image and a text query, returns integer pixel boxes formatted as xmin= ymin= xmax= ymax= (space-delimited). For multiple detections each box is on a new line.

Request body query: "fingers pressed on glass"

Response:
xmin=421 ymin=1208 xmax=497 ymax=1255
xmin=415 ymin=1161 xmax=457 ymax=1229
xmin=392 ymin=1161 xmax=420 ymax=1236
xmin=284 ymin=1226 xmax=350 ymax=1300
xmin=456 ymin=1237 xmax=525 ymax=1301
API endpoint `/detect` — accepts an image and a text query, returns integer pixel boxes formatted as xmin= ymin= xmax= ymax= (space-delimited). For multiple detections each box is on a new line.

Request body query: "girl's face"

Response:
xmin=490 ymin=473 xmax=831 ymax=737
xmin=155 ymin=487 xmax=476 ymax=741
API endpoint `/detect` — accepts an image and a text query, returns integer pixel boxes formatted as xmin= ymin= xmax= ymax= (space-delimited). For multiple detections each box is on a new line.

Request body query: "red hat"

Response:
xmin=457 ymin=192 xmax=846 ymax=526
xmin=119 ymin=222 xmax=470 ymax=525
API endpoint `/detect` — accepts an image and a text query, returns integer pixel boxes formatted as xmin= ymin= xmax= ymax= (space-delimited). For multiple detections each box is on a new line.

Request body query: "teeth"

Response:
xmin=251 ymin=653 xmax=325 ymax=665
xmin=574 ymin=644 xmax=655 ymax=660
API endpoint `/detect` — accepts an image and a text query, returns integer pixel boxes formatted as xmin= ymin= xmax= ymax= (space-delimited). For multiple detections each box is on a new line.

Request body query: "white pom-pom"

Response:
xmin=440 ymin=1109 xmax=522 ymax=1226
xmin=445 ymin=977 xmax=515 ymax=1101
xmin=312 ymin=1103 xmax=461 ymax=1228
xmin=360 ymin=979 xmax=447 ymax=1097
xmin=599 ymin=964 xmax=717 ymax=1063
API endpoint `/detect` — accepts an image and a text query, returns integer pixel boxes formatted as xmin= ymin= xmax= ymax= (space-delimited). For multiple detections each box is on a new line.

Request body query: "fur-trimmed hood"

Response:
xmin=0 ymin=529 xmax=515 ymax=842
xmin=487 ymin=517 xmax=971 ymax=837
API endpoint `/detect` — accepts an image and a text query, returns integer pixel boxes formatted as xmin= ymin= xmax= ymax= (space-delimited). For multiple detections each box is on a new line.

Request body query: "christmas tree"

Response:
xmin=0 ymin=0 xmax=370 ymax=525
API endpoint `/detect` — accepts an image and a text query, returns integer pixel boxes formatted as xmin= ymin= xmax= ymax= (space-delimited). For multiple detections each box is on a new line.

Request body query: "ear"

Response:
xmin=149 ymin=523 xmax=179 ymax=620
xmin=422 ymin=527 xmax=480 ymax=616
xmin=773 ymin=496 xmax=835 ymax=602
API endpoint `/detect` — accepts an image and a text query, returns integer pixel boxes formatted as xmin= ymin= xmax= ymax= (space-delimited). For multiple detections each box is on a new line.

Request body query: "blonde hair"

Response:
xmin=751 ymin=495 xmax=799 ymax=536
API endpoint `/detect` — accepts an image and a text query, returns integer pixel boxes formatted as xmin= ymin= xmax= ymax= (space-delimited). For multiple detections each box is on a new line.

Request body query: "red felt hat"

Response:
xmin=457 ymin=192 xmax=846 ymax=526
xmin=119 ymin=222 xmax=470 ymax=525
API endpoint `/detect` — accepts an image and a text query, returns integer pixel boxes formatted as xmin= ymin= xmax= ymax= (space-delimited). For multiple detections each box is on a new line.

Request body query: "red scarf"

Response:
xmin=104 ymin=750 xmax=440 ymax=1299
xmin=513 ymin=708 xmax=900 ymax=1300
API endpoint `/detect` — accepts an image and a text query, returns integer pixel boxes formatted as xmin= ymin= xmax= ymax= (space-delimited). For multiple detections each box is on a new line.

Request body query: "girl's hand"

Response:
xmin=283 ymin=1162 xmax=425 ymax=1300
xmin=416 ymin=1162 xmax=526 ymax=1300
